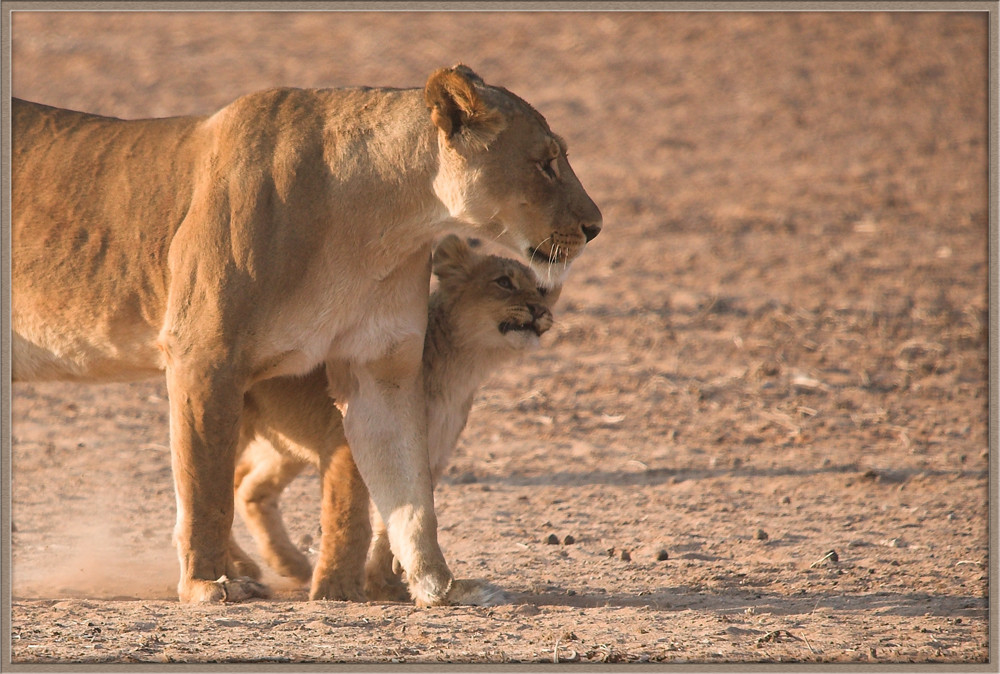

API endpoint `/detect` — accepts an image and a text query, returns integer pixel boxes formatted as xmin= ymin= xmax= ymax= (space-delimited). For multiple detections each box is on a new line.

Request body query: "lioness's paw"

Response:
xmin=220 ymin=576 xmax=271 ymax=602
xmin=179 ymin=576 xmax=271 ymax=603
xmin=405 ymin=570 xmax=506 ymax=607
xmin=445 ymin=578 xmax=508 ymax=606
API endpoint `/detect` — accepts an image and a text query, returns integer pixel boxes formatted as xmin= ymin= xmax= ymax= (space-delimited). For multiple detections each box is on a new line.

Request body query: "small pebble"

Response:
xmin=545 ymin=533 xmax=560 ymax=545
xmin=755 ymin=529 xmax=769 ymax=541
xmin=656 ymin=549 xmax=669 ymax=561
xmin=563 ymin=535 xmax=576 ymax=545
xmin=620 ymin=550 xmax=632 ymax=562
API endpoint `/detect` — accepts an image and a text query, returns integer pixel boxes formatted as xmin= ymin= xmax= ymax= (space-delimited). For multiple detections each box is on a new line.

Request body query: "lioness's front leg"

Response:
xmin=341 ymin=340 xmax=504 ymax=607
xmin=343 ymin=360 xmax=449 ymax=606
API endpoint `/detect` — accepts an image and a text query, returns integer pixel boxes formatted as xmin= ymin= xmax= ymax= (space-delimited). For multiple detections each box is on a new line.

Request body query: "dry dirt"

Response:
xmin=5 ymin=8 xmax=994 ymax=668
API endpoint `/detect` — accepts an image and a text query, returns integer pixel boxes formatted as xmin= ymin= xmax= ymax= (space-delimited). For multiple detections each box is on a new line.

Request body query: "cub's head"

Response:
xmin=431 ymin=235 xmax=560 ymax=352
xmin=425 ymin=65 xmax=602 ymax=289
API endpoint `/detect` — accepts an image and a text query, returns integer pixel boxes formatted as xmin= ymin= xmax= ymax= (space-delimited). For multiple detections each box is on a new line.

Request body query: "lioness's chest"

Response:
xmin=254 ymin=247 xmax=433 ymax=380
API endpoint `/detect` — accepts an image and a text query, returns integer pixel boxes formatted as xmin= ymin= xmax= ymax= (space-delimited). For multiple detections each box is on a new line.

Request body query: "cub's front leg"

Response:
xmin=241 ymin=371 xmax=372 ymax=600
xmin=310 ymin=441 xmax=371 ymax=601
xmin=365 ymin=512 xmax=412 ymax=602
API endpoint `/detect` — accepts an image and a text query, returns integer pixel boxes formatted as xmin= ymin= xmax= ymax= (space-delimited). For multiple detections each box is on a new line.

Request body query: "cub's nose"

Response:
xmin=529 ymin=304 xmax=554 ymax=336
xmin=528 ymin=303 xmax=550 ymax=321
xmin=582 ymin=221 xmax=602 ymax=243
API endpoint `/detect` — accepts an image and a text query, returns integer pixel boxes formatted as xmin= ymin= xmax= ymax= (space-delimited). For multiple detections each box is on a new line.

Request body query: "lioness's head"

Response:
xmin=425 ymin=65 xmax=602 ymax=289
xmin=431 ymin=235 xmax=560 ymax=352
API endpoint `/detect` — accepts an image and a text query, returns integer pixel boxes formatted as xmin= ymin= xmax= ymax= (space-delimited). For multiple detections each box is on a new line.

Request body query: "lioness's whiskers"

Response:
xmin=529 ymin=236 xmax=552 ymax=269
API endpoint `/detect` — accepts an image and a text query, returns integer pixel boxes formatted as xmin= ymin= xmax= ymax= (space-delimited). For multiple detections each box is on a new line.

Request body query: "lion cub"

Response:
xmin=232 ymin=234 xmax=559 ymax=601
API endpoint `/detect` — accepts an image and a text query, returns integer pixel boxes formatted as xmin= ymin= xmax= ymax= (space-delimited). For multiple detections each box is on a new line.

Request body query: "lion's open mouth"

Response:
xmin=499 ymin=320 xmax=546 ymax=337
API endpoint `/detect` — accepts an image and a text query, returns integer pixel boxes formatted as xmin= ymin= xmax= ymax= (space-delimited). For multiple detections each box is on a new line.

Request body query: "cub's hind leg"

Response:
xmin=234 ymin=438 xmax=312 ymax=584
xmin=244 ymin=369 xmax=373 ymax=601
xmin=227 ymin=534 xmax=263 ymax=581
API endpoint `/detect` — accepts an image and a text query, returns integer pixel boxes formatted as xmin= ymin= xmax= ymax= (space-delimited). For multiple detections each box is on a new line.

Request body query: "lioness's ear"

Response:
xmin=425 ymin=65 xmax=506 ymax=150
xmin=433 ymin=234 xmax=478 ymax=284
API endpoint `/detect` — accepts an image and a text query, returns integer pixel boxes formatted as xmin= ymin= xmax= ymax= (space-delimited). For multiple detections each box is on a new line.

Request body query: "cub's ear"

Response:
xmin=425 ymin=65 xmax=506 ymax=150
xmin=433 ymin=234 xmax=479 ymax=284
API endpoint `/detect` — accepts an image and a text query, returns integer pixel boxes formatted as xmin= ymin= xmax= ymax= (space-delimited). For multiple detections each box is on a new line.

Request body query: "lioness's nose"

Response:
xmin=582 ymin=222 xmax=602 ymax=243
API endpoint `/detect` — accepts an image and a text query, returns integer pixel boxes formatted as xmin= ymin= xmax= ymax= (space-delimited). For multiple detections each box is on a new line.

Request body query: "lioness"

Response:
xmin=231 ymin=235 xmax=559 ymax=602
xmin=12 ymin=65 xmax=600 ymax=605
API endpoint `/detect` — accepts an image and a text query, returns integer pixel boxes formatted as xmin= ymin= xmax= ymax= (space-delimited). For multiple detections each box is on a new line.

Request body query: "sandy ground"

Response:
xmin=6 ymin=8 xmax=995 ymax=667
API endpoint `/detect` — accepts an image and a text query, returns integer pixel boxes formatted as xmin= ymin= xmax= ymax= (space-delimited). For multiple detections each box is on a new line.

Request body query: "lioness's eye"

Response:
xmin=495 ymin=275 xmax=514 ymax=290
xmin=536 ymin=286 xmax=549 ymax=297
xmin=536 ymin=158 xmax=558 ymax=180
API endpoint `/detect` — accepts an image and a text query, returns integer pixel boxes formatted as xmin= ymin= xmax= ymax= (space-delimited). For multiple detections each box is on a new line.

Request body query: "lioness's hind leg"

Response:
xmin=164 ymin=358 xmax=270 ymax=603
xmin=234 ymin=439 xmax=312 ymax=584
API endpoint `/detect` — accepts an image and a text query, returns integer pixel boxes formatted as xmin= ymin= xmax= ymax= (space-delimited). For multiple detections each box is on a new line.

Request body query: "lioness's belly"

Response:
xmin=12 ymin=325 xmax=164 ymax=382
xmin=12 ymin=241 xmax=169 ymax=381
xmin=12 ymin=281 xmax=165 ymax=382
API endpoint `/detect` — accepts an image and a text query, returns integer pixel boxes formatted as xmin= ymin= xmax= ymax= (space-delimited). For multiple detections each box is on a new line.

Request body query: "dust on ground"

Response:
xmin=7 ymin=9 xmax=993 ymax=666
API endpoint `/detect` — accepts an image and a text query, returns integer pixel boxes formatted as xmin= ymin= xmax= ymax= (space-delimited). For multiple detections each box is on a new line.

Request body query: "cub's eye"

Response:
xmin=494 ymin=275 xmax=515 ymax=290
xmin=536 ymin=286 xmax=549 ymax=297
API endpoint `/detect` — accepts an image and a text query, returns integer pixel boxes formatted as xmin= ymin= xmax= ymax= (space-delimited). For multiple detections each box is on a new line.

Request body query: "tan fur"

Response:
xmin=231 ymin=236 xmax=558 ymax=602
xmin=12 ymin=65 xmax=599 ymax=605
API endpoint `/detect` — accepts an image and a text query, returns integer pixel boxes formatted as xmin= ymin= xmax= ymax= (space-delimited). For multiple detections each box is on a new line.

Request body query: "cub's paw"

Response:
xmin=179 ymin=576 xmax=271 ymax=603
xmin=227 ymin=538 xmax=263 ymax=581
xmin=310 ymin=571 xmax=366 ymax=602
xmin=270 ymin=552 xmax=313 ymax=585
xmin=228 ymin=554 xmax=263 ymax=581
xmin=445 ymin=578 xmax=508 ymax=606
xmin=365 ymin=572 xmax=411 ymax=603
